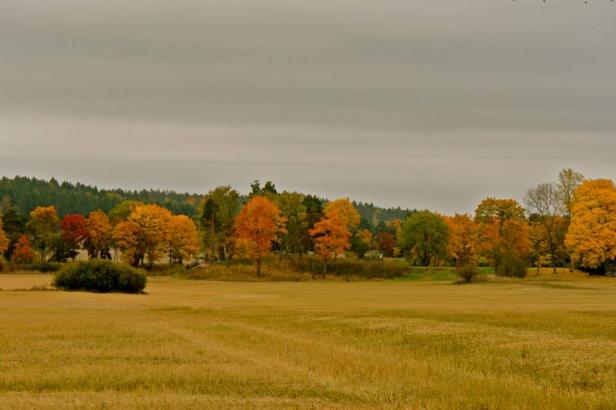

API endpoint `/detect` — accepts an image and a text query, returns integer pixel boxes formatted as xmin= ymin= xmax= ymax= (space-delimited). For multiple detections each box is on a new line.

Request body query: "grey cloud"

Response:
xmin=0 ymin=0 xmax=615 ymax=213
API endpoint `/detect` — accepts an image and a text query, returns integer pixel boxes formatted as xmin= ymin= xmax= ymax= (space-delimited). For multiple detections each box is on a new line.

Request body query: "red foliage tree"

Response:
xmin=61 ymin=214 xmax=89 ymax=260
xmin=12 ymin=235 xmax=35 ymax=264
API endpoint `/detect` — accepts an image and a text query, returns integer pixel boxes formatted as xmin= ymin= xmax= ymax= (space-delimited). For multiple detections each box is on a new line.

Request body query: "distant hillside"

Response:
xmin=0 ymin=176 xmax=202 ymax=218
xmin=0 ymin=176 xmax=411 ymax=230
xmin=353 ymin=201 xmax=410 ymax=229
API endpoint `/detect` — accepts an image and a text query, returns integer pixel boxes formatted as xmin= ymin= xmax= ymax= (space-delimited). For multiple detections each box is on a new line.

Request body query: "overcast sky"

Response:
xmin=1 ymin=0 xmax=615 ymax=213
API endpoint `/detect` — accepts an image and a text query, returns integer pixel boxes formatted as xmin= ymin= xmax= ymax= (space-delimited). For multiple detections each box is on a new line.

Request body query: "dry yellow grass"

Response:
xmin=1 ymin=273 xmax=616 ymax=409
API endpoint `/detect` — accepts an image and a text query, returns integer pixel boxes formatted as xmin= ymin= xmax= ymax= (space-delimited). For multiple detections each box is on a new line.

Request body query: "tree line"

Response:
xmin=1 ymin=169 xmax=615 ymax=279
xmin=0 ymin=176 xmax=408 ymax=229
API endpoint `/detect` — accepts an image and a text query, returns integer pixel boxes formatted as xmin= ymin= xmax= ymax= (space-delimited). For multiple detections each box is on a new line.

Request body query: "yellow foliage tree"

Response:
xmin=565 ymin=179 xmax=616 ymax=271
xmin=112 ymin=204 xmax=173 ymax=268
xmin=131 ymin=205 xmax=173 ymax=268
xmin=112 ymin=220 xmax=141 ymax=265
xmin=168 ymin=215 xmax=200 ymax=264
xmin=324 ymin=199 xmax=360 ymax=230
xmin=357 ymin=229 xmax=373 ymax=247
xmin=0 ymin=217 xmax=9 ymax=256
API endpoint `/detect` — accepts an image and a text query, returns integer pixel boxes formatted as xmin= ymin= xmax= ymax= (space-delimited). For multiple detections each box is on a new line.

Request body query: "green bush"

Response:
xmin=54 ymin=259 xmax=147 ymax=293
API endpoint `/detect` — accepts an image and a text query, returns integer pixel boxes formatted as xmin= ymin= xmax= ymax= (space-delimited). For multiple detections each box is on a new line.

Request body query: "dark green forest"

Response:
xmin=0 ymin=176 xmax=409 ymax=230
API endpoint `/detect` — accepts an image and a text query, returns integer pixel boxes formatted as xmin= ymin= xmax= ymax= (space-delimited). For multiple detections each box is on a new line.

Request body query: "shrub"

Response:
xmin=456 ymin=265 xmax=478 ymax=283
xmin=54 ymin=259 xmax=147 ymax=293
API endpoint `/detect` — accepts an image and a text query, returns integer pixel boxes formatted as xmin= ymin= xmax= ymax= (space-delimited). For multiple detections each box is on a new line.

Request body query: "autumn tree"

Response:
xmin=12 ymin=235 xmax=35 ymax=264
xmin=565 ymin=179 xmax=616 ymax=273
xmin=310 ymin=209 xmax=352 ymax=276
xmin=27 ymin=206 xmax=60 ymax=261
xmin=234 ymin=196 xmax=286 ymax=276
xmin=60 ymin=214 xmax=88 ymax=260
xmin=398 ymin=210 xmax=449 ymax=266
xmin=324 ymin=198 xmax=360 ymax=231
xmin=0 ymin=215 xmax=9 ymax=257
xmin=168 ymin=215 xmax=200 ymax=264
xmin=112 ymin=220 xmax=141 ymax=266
xmin=444 ymin=214 xmax=485 ymax=282
xmin=85 ymin=211 xmax=113 ymax=259
xmin=128 ymin=204 xmax=173 ymax=268
xmin=376 ymin=231 xmax=396 ymax=257
xmin=1 ymin=209 xmax=26 ymax=259
xmin=528 ymin=219 xmax=551 ymax=275
xmin=375 ymin=220 xmax=400 ymax=257
xmin=199 ymin=186 xmax=240 ymax=261
xmin=475 ymin=198 xmax=529 ymax=277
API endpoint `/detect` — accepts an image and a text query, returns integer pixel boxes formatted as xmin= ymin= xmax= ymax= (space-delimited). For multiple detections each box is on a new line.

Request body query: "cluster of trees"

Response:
xmin=0 ymin=202 xmax=200 ymax=269
xmin=395 ymin=169 xmax=616 ymax=279
xmin=2 ymin=169 xmax=616 ymax=279
xmin=197 ymin=182 xmax=367 ymax=276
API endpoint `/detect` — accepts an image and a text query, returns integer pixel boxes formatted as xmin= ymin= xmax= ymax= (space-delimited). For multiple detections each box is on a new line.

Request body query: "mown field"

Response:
xmin=1 ymin=272 xmax=616 ymax=409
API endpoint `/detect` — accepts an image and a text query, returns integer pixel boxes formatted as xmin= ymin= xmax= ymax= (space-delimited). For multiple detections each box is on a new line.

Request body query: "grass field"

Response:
xmin=1 ymin=272 xmax=616 ymax=409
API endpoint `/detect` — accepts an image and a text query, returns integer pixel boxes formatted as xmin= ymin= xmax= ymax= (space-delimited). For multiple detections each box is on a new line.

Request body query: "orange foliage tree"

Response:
xmin=12 ymin=235 xmax=35 ymax=264
xmin=112 ymin=220 xmax=141 ymax=265
xmin=475 ymin=198 xmax=529 ymax=277
xmin=310 ymin=209 xmax=352 ymax=276
xmin=234 ymin=196 xmax=286 ymax=276
xmin=565 ymin=179 xmax=616 ymax=272
xmin=85 ymin=211 xmax=113 ymax=259
xmin=444 ymin=214 xmax=485 ymax=281
xmin=168 ymin=215 xmax=200 ymax=264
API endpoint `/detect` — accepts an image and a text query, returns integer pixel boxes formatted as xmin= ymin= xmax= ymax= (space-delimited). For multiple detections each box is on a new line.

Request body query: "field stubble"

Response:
xmin=0 ymin=273 xmax=615 ymax=409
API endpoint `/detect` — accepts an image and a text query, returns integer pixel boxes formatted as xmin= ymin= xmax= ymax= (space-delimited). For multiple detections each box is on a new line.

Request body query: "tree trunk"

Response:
xmin=256 ymin=258 xmax=262 ymax=277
